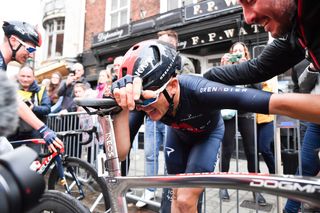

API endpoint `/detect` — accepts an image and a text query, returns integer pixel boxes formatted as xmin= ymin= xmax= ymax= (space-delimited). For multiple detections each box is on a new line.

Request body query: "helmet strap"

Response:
xmin=162 ymin=89 xmax=175 ymax=115
xmin=8 ymin=38 xmax=22 ymax=60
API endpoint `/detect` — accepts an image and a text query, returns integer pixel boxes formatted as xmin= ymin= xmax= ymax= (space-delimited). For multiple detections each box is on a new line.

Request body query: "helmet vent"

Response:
xmin=121 ymin=68 xmax=127 ymax=77
xmin=152 ymin=46 xmax=160 ymax=63
xmin=133 ymin=45 xmax=139 ymax=50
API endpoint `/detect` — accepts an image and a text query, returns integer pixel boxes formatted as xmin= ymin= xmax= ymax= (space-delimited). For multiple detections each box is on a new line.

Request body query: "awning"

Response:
xmin=35 ymin=62 xmax=68 ymax=83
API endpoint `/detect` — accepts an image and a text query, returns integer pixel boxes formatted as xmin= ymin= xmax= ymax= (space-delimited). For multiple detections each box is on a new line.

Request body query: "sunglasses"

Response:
xmin=14 ymin=36 xmax=36 ymax=54
xmin=138 ymin=80 xmax=171 ymax=107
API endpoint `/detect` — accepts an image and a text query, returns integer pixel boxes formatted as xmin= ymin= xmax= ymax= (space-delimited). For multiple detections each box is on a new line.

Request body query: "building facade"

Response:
xmin=36 ymin=0 xmax=269 ymax=84
xmin=84 ymin=0 xmax=268 ymax=83
xmin=35 ymin=0 xmax=86 ymax=82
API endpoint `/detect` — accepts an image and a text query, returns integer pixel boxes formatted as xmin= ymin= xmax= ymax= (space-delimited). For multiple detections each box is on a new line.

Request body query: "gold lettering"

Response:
xmin=192 ymin=36 xmax=200 ymax=45
xmin=193 ymin=5 xmax=201 ymax=15
xmin=251 ymin=24 xmax=260 ymax=33
xmin=224 ymin=0 xmax=238 ymax=7
xmin=238 ymin=27 xmax=248 ymax=36
xmin=207 ymin=1 xmax=216 ymax=12
xmin=223 ymin=29 xmax=235 ymax=38
xmin=208 ymin=32 xmax=216 ymax=42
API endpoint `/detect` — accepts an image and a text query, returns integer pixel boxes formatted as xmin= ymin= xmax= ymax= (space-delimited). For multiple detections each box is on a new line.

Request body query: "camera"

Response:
xmin=0 ymin=146 xmax=45 ymax=213
xmin=228 ymin=53 xmax=243 ymax=63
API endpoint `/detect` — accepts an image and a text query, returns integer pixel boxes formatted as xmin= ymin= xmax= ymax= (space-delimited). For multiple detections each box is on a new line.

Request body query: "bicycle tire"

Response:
xmin=47 ymin=156 xmax=110 ymax=213
xmin=27 ymin=190 xmax=90 ymax=213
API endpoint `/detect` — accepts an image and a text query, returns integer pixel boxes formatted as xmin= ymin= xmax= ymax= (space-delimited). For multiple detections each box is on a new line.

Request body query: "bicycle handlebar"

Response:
xmin=74 ymin=97 xmax=122 ymax=116
xmin=55 ymin=127 xmax=98 ymax=145
xmin=9 ymin=139 xmax=63 ymax=157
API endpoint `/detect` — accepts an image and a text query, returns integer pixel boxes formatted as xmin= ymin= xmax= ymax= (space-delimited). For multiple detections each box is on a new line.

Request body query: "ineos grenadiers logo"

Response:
xmin=160 ymin=56 xmax=176 ymax=80
xmin=135 ymin=57 xmax=153 ymax=76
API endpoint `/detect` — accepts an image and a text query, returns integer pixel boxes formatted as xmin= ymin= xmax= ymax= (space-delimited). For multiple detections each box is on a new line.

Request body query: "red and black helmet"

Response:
xmin=119 ymin=39 xmax=181 ymax=90
xmin=2 ymin=21 xmax=42 ymax=47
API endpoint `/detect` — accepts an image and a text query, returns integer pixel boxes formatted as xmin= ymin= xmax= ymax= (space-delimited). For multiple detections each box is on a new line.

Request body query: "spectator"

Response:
xmin=8 ymin=66 xmax=51 ymax=153
xmin=256 ymin=81 xmax=275 ymax=174
xmin=113 ymin=56 xmax=124 ymax=80
xmin=74 ymin=83 xmax=98 ymax=162
xmin=0 ymin=20 xmax=63 ymax=153
xmin=219 ymin=42 xmax=266 ymax=205
xmin=284 ymin=63 xmax=320 ymax=212
xmin=47 ymin=72 xmax=63 ymax=113
xmin=157 ymin=30 xmax=195 ymax=74
xmin=202 ymin=1 xmax=320 ymax=211
xmin=41 ymin=78 xmax=50 ymax=88
xmin=96 ymin=69 xmax=112 ymax=98
xmin=58 ymin=63 xmax=90 ymax=112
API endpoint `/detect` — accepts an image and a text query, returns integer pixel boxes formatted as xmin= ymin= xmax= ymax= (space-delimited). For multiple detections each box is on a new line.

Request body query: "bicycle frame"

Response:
xmin=75 ymin=98 xmax=320 ymax=213
xmin=10 ymin=139 xmax=79 ymax=195
xmin=98 ymin=114 xmax=320 ymax=213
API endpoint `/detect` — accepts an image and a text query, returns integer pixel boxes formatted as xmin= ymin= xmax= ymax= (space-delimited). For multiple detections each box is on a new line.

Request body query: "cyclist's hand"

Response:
xmin=37 ymin=125 xmax=64 ymax=153
xmin=111 ymin=75 xmax=142 ymax=110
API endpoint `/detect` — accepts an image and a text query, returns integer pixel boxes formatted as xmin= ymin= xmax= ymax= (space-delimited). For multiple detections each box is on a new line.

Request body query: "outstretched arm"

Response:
xmin=18 ymin=99 xmax=64 ymax=152
xmin=269 ymin=93 xmax=320 ymax=124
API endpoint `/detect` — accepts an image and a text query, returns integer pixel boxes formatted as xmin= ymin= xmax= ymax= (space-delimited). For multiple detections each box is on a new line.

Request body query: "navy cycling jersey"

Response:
xmin=0 ymin=51 xmax=6 ymax=71
xmin=160 ymin=74 xmax=271 ymax=134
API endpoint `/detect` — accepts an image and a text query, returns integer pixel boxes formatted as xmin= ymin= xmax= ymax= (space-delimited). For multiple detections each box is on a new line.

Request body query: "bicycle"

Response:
xmin=75 ymin=97 xmax=320 ymax=213
xmin=10 ymin=131 xmax=110 ymax=213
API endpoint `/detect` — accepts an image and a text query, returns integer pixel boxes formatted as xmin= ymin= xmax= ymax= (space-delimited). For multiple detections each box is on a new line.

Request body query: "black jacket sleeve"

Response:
xmin=203 ymin=39 xmax=305 ymax=85
xmin=187 ymin=75 xmax=272 ymax=114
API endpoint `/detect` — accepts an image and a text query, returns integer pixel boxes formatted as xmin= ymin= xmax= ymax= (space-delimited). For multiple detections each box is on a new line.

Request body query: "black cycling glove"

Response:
xmin=111 ymin=75 xmax=134 ymax=94
xmin=37 ymin=125 xmax=56 ymax=146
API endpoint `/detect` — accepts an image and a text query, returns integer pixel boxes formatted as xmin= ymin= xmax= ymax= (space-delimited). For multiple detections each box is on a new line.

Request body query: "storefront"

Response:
xmin=86 ymin=0 xmax=267 ymax=81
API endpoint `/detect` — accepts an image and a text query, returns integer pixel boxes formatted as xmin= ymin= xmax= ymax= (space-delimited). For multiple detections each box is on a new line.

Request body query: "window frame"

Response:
xmin=45 ymin=18 xmax=65 ymax=59
xmin=105 ymin=0 xmax=130 ymax=30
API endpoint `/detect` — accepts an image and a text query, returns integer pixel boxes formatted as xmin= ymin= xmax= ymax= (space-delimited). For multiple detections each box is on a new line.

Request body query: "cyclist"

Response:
xmin=1 ymin=21 xmax=63 ymax=153
xmin=111 ymin=40 xmax=320 ymax=213
xmin=203 ymin=1 xmax=320 ymax=212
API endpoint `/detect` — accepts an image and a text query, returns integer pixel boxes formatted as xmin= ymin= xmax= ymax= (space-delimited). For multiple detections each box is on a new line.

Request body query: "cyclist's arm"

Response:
xmin=18 ymin=99 xmax=64 ymax=152
xmin=203 ymin=39 xmax=304 ymax=85
xmin=269 ymin=93 xmax=320 ymax=124
xmin=192 ymin=75 xmax=320 ymax=123
xmin=113 ymin=108 xmax=131 ymax=161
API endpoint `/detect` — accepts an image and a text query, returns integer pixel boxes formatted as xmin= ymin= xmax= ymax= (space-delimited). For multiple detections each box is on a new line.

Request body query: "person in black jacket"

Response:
xmin=58 ymin=62 xmax=90 ymax=112
xmin=203 ymin=1 xmax=320 ymax=212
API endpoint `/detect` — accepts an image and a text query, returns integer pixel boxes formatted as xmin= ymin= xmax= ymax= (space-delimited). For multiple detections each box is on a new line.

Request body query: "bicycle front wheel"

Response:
xmin=48 ymin=156 xmax=110 ymax=213
xmin=27 ymin=190 xmax=90 ymax=213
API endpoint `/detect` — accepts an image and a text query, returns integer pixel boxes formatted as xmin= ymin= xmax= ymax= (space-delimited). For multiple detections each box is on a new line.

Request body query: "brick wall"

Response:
xmin=84 ymin=0 xmax=106 ymax=50
xmin=131 ymin=0 xmax=160 ymax=21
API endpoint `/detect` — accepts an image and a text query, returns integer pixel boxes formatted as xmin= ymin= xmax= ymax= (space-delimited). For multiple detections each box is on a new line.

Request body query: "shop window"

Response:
xmin=106 ymin=0 xmax=129 ymax=30
xmin=45 ymin=19 xmax=65 ymax=58
xmin=161 ymin=0 xmax=198 ymax=12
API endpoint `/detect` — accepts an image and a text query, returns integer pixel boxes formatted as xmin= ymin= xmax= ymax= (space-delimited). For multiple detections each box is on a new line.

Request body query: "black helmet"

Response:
xmin=2 ymin=21 xmax=42 ymax=47
xmin=119 ymin=39 xmax=181 ymax=90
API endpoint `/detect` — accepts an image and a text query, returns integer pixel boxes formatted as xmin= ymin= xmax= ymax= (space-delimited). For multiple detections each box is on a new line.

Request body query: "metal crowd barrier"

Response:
xmin=46 ymin=111 xmax=100 ymax=166
xmin=47 ymin=111 xmax=305 ymax=213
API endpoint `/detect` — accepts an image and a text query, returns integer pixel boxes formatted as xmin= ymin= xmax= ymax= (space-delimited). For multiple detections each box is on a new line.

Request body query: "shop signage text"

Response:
xmin=178 ymin=24 xmax=264 ymax=49
xmin=185 ymin=0 xmax=240 ymax=20
xmin=92 ymin=25 xmax=129 ymax=46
